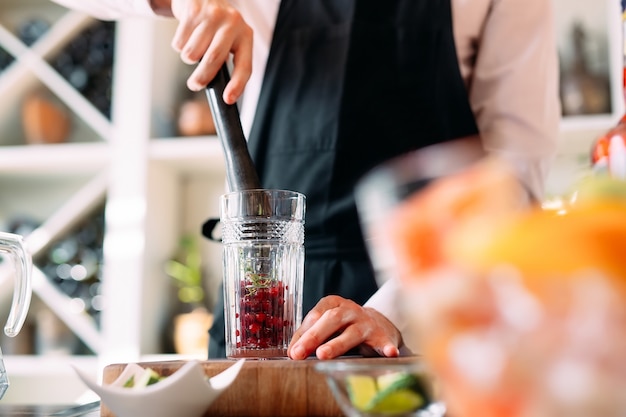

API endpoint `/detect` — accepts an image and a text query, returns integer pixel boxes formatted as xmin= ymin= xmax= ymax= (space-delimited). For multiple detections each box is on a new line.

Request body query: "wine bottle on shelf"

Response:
xmin=50 ymin=20 xmax=116 ymax=119
xmin=0 ymin=47 xmax=13 ymax=72
xmin=559 ymin=21 xmax=612 ymax=116
xmin=16 ymin=18 xmax=50 ymax=46
xmin=7 ymin=206 xmax=106 ymax=330
xmin=1 ymin=18 xmax=49 ymax=73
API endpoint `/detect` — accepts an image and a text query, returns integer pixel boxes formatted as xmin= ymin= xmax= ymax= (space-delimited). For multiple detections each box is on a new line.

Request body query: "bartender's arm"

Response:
xmin=288 ymin=0 xmax=560 ymax=360
xmin=464 ymin=0 xmax=561 ymax=201
xmin=49 ymin=0 xmax=252 ymax=104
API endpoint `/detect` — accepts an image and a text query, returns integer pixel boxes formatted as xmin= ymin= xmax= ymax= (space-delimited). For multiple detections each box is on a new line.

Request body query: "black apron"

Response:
xmin=208 ymin=0 xmax=479 ymax=358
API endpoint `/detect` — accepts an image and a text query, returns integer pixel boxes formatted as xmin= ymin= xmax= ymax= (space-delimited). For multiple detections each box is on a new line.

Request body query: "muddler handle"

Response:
xmin=205 ymin=64 xmax=262 ymax=191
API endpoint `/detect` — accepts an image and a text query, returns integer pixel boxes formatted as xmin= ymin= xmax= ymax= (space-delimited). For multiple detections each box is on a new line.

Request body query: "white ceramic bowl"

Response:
xmin=74 ymin=359 xmax=245 ymax=417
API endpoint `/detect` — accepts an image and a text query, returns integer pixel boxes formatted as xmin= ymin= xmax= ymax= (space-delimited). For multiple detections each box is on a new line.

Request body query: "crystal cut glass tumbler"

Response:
xmin=220 ymin=189 xmax=305 ymax=359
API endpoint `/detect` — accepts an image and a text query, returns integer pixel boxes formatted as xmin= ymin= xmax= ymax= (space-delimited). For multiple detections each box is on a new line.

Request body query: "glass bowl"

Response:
xmin=314 ymin=358 xmax=446 ymax=417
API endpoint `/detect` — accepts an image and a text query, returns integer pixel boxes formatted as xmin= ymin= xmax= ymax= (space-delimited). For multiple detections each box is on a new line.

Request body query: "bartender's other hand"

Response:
xmin=169 ymin=0 xmax=253 ymax=103
xmin=288 ymin=295 xmax=402 ymax=360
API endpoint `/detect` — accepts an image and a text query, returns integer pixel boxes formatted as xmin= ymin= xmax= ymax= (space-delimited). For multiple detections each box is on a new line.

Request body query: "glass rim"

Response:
xmin=313 ymin=357 xmax=427 ymax=374
xmin=355 ymin=137 xmax=485 ymax=201
xmin=221 ymin=188 xmax=306 ymax=200
xmin=220 ymin=188 xmax=306 ymax=222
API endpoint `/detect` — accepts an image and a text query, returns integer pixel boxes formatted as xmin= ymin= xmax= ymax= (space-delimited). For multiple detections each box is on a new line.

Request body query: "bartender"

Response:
xmin=51 ymin=0 xmax=561 ymax=359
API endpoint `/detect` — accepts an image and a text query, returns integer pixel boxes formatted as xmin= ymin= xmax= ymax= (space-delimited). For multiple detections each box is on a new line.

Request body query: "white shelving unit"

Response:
xmin=0 ymin=0 xmax=227 ymax=397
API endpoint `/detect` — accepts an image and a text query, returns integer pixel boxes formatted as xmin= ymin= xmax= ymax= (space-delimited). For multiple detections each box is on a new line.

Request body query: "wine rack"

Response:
xmin=48 ymin=20 xmax=116 ymax=119
xmin=0 ymin=0 xmax=227 ymax=392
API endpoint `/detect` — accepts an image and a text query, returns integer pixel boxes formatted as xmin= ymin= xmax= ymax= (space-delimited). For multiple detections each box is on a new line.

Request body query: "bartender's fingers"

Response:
xmin=186 ymin=23 xmax=252 ymax=100
xmin=287 ymin=303 xmax=327 ymax=359
xmin=288 ymin=296 xmax=401 ymax=360
xmin=288 ymin=295 xmax=351 ymax=342
xmin=223 ymin=30 xmax=253 ymax=104
xmin=313 ymin=307 xmax=401 ymax=360
xmin=171 ymin=0 xmax=234 ymax=53
xmin=170 ymin=0 xmax=253 ymax=100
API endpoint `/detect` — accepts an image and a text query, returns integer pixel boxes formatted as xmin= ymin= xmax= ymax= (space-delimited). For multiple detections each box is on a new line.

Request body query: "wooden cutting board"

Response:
xmin=101 ymin=357 xmax=413 ymax=417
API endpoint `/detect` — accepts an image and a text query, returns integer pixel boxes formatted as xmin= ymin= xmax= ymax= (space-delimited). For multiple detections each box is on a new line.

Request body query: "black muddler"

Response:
xmin=205 ymin=64 xmax=262 ymax=191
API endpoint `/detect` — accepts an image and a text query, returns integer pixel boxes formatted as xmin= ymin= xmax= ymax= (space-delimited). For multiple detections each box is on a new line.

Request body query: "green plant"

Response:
xmin=165 ymin=234 xmax=204 ymax=306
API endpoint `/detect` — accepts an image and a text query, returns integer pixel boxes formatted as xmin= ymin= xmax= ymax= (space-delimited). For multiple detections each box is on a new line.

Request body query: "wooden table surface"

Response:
xmin=101 ymin=357 xmax=419 ymax=417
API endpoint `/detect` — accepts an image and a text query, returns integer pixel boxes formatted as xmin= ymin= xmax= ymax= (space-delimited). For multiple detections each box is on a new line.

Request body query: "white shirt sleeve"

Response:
xmin=466 ymin=0 xmax=561 ymax=200
xmin=364 ymin=278 xmax=416 ymax=355
xmin=50 ymin=0 xmax=156 ymax=20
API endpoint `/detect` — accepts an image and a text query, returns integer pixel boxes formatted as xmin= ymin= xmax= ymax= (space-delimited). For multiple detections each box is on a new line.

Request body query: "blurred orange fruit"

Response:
xmin=390 ymin=159 xmax=626 ymax=284
xmin=454 ymin=199 xmax=626 ymax=283
xmin=389 ymin=157 xmax=528 ymax=282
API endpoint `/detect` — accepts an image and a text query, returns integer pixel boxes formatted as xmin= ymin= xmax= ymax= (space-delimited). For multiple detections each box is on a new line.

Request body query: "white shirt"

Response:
xmin=51 ymin=0 xmax=561 ymax=352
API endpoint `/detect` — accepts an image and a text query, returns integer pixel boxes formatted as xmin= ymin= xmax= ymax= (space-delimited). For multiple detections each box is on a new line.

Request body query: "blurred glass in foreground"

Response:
xmin=356 ymin=139 xmax=626 ymax=417
xmin=354 ymin=137 xmax=491 ymax=288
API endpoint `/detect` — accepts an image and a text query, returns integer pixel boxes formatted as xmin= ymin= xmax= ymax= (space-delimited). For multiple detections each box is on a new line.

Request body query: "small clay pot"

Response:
xmin=177 ymin=99 xmax=216 ymax=137
xmin=22 ymin=93 xmax=72 ymax=145
xmin=173 ymin=307 xmax=214 ymax=355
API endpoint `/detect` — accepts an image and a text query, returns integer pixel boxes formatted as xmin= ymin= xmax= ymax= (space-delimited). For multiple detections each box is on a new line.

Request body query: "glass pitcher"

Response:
xmin=0 ymin=232 xmax=33 ymax=399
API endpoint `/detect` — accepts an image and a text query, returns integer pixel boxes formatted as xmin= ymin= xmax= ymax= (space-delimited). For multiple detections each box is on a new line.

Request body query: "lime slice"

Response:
xmin=133 ymin=368 xmax=164 ymax=388
xmin=346 ymin=375 xmax=378 ymax=411
xmin=368 ymin=388 xmax=424 ymax=414
xmin=376 ymin=372 xmax=416 ymax=391
xmin=123 ymin=375 xmax=135 ymax=388
xmin=346 ymin=371 xmax=428 ymax=414
xmin=367 ymin=372 xmax=425 ymax=414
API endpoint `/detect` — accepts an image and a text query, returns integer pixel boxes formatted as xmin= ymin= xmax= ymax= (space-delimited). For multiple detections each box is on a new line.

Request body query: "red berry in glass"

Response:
xmin=236 ymin=266 xmax=290 ymax=352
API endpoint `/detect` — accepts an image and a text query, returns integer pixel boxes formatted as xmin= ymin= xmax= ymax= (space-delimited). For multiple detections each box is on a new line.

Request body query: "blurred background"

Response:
xmin=0 ymin=0 xmax=624 ymax=405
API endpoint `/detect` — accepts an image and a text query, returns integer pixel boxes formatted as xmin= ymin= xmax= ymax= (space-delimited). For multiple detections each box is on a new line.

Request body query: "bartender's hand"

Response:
xmin=288 ymin=295 xmax=403 ymax=360
xmin=152 ymin=0 xmax=253 ymax=103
